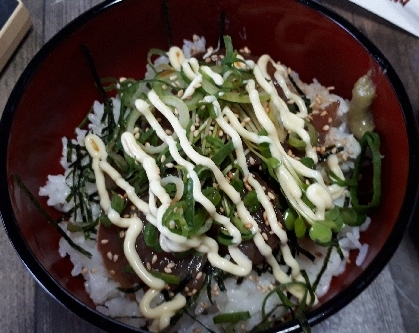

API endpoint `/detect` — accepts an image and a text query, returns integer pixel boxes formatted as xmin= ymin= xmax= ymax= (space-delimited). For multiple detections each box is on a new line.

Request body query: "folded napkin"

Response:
xmin=349 ymin=0 xmax=419 ymax=37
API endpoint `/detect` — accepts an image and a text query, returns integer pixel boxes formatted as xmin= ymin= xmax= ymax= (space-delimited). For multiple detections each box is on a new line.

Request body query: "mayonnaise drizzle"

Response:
xmin=83 ymin=44 xmax=357 ymax=328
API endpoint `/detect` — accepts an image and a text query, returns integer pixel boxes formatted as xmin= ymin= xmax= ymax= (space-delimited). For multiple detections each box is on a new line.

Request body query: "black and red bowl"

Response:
xmin=1 ymin=0 xmax=419 ymax=332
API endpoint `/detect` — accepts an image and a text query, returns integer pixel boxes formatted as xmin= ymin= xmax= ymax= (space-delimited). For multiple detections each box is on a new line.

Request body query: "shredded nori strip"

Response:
xmin=14 ymin=175 xmax=92 ymax=259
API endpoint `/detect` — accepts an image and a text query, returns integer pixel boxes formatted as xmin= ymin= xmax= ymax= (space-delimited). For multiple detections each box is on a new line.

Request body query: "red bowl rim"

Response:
xmin=1 ymin=0 xmax=419 ymax=332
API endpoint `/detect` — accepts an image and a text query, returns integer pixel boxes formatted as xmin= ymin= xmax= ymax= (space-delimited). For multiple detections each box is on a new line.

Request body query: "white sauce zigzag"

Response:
xmin=83 ymin=45 xmax=352 ymax=330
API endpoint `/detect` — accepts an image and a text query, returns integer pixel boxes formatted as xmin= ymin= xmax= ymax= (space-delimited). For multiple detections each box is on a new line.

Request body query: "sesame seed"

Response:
xmin=82 ymin=267 xmax=88 ymax=274
xmin=165 ymin=129 xmax=173 ymax=135
xmin=322 ymin=125 xmax=330 ymax=131
xmin=268 ymin=192 xmax=275 ymax=200
xmin=196 ymin=272 xmax=203 ymax=280
xmin=164 ymin=267 xmax=172 ymax=273
xmin=328 ymin=117 xmax=333 ymax=124
xmin=146 ymin=262 xmax=151 ymax=270
xmin=263 ymin=211 xmax=268 ymax=221
xmin=184 ymin=287 xmax=190 ymax=292
xmin=244 ymin=223 xmax=253 ymax=229
xmin=107 ymin=252 xmax=113 ymax=260
xmin=249 ymin=156 xmax=255 ymax=165
xmin=119 ymin=230 xmax=125 ymax=238
xmin=101 ymin=239 xmax=109 ymax=244
xmin=200 ymin=302 xmax=207 ymax=309
xmin=205 ymin=57 xmax=211 ymax=63
xmin=151 ymin=255 xmax=158 ymax=264
xmin=174 ymin=108 xmax=179 ymax=115
xmin=166 ymin=162 xmax=174 ymax=168
xmin=245 ymin=183 xmax=253 ymax=191
xmin=193 ymin=34 xmax=199 ymax=42
xmin=193 ymin=129 xmax=200 ymax=137
xmin=262 ymin=232 xmax=268 ymax=241
xmin=161 ymin=155 xmax=166 ymax=163
xmin=110 ymin=270 xmax=115 ymax=275
xmin=169 ymin=75 xmax=177 ymax=81
xmin=177 ymin=89 xmax=184 ymax=97
xmin=190 ymin=125 xmax=196 ymax=132
xmin=167 ymin=262 xmax=175 ymax=269
xmin=91 ymin=268 xmax=98 ymax=273
xmin=113 ymin=254 xmax=119 ymax=262
xmin=320 ymin=110 xmax=327 ymax=117
xmin=218 ymin=130 xmax=224 ymax=137
xmin=162 ymin=84 xmax=167 ymax=90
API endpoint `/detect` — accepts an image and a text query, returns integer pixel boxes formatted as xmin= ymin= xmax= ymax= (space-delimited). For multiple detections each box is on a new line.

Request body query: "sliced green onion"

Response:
xmin=150 ymin=270 xmax=181 ymax=285
xmin=211 ymin=141 xmax=235 ymax=166
xmin=143 ymin=223 xmax=162 ymax=252
xmin=160 ymin=95 xmax=190 ymax=129
xmin=213 ymin=311 xmax=251 ymax=324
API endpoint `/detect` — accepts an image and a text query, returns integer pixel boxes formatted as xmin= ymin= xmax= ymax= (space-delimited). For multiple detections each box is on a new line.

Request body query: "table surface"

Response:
xmin=1 ymin=0 xmax=419 ymax=332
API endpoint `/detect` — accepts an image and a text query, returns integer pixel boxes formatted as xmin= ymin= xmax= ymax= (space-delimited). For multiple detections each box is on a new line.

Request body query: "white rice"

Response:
xmin=38 ymin=39 xmax=371 ymax=332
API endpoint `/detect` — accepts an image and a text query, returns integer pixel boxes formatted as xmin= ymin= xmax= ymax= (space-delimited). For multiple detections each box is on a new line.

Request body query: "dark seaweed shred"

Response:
xmin=14 ymin=175 xmax=92 ymax=259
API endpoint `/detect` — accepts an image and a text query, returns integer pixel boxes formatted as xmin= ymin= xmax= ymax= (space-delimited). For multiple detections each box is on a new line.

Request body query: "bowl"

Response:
xmin=1 ymin=0 xmax=418 ymax=332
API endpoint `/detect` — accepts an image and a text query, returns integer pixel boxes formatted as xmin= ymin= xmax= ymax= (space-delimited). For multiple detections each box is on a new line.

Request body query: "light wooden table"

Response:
xmin=1 ymin=0 xmax=419 ymax=332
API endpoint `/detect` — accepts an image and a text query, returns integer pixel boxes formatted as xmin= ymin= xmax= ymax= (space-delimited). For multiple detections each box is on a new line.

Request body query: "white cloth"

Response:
xmin=349 ymin=0 xmax=419 ymax=37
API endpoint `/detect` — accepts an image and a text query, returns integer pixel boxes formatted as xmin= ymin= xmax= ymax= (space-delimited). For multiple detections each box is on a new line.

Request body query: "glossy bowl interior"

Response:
xmin=1 ymin=0 xmax=418 ymax=332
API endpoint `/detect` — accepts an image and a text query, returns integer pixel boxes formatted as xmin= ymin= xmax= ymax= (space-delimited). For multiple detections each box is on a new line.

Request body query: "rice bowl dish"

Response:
xmin=37 ymin=35 xmax=381 ymax=333
xmin=2 ymin=1 xmax=417 ymax=333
